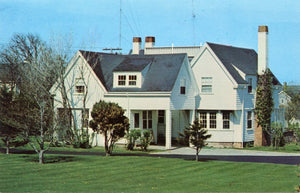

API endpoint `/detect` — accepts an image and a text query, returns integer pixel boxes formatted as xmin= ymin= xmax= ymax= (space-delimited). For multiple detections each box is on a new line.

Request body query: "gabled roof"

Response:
xmin=79 ymin=50 xmax=186 ymax=92
xmin=207 ymin=42 xmax=281 ymax=86
xmin=207 ymin=42 xmax=257 ymax=84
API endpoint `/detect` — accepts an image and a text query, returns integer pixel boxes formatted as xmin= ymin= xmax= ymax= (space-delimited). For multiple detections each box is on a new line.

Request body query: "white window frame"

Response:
xmin=118 ymin=75 xmax=126 ymax=86
xmin=201 ymin=77 xmax=213 ymax=93
xmin=248 ymin=78 xmax=253 ymax=94
xmin=180 ymin=79 xmax=186 ymax=95
xmin=142 ymin=111 xmax=152 ymax=129
xmin=129 ymin=75 xmax=137 ymax=86
xmin=75 ymin=78 xmax=85 ymax=94
xmin=222 ymin=112 xmax=230 ymax=129
xmin=247 ymin=111 xmax=253 ymax=129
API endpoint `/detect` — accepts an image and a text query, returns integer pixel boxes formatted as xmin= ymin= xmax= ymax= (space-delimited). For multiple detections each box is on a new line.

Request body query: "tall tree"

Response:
xmin=180 ymin=119 xmax=211 ymax=161
xmin=255 ymin=68 xmax=274 ymax=146
xmin=89 ymin=100 xmax=129 ymax=156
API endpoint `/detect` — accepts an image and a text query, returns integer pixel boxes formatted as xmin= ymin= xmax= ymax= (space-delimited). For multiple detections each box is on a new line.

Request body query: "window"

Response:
xmin=129 ymin=75 xmax=137 ymax=86
xmin=118 ymin=75 xmax=126 ymax=86
xmin=134 ymin=113 xmax=139 ymax=128
xmin=248 ymin=78 xmax=253 ymax=93
xmin=209 ymin=112 xmax=216 ymax=129
xmin=201 ymin=77 xmax=212 ymax=93
xmin=75 ymin=86 xmax=85 ymax=94
xmin=158 ymin=110 xmax=165 ymax=124
xmin=199 ymin=112 xmax=207 ymax=128
xmin=247 ymin=111 xmax=252 ymax=129
xmin=180 ymin=79 xmax=186 ymax=95
xmin=201 ymin=85 xmax=212 ymax=93
xmin=142 ymin=111 xmax=152 ymax=129
xmin=223 ymin=112 xmax=230 ymax=129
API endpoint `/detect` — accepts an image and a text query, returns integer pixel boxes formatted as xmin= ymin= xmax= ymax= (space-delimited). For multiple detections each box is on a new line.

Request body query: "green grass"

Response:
xmin=0 ymin=153 xmax=298 ymax=192
xmin=244 ymin=143 xmax=300 ymax=153
xmin=4 ymin=142 xmax=162 ymax=154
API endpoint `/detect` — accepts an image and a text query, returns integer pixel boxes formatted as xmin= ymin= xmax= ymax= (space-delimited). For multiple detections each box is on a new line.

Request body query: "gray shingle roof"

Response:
xmin=207 ymin=42 xmax=281 ymax=85
xmin=79 ymin=50 xmax=186 ymax=92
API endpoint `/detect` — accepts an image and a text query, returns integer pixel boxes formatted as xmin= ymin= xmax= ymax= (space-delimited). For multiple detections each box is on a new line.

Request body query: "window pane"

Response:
xmin=148 ymin=111 xmax=152 ymax=119
xmin=158 ymin=110 xmax=165 ymax=124
xmin=199 ymin=112 xmax=207 ymax=128
xmin=209 ymin=112 xmax=216 ymax=128
xmin=143 ymin=111 xmax=147 ymax=119
xmin=201 ymin=85 xmax=212 ymax=93
xmin=223 ymin=112 xmax=230 ymax=129
xmin=76 ymin=86 xmax=85 ymax=93
xmin=247 ymin=112 xmax=252 ymax=129
xmin=134 ymin=113 xmax=139 ymax=128
xmin=148 ymin=120 xmax=152 ymax=128
xmin=180 ymin=86 xmax=186 ymax=94
xmin=118 ymin=75 xmax=126 ymax=86
xmin=143 ymin=120 xmax=147 ymax=129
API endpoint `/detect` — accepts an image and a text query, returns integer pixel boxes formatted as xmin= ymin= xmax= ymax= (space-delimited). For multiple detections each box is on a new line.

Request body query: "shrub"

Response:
xmin=140 ymin=130 xmax=152 ymax=151
xmin=126 ymin=129 xmax=141 ymax=150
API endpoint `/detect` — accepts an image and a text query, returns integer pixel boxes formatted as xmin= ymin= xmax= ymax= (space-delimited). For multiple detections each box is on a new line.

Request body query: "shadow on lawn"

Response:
xmin=21 ymin=155 xmax=82 ymax=164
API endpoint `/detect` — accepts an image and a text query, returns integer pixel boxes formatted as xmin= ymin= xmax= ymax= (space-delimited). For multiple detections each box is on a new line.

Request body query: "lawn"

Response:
xmin=0 ymin=153 xmax=299 ymax=192
xmin=243 ymin=143 xmax=300 ymax=153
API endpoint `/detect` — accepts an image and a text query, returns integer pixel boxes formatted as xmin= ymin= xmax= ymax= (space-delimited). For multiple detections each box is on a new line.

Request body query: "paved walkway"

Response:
xmin=149 ymin=146 xmax=300 ymax=165
xmin=150 ymin=146 xmax=300 ymax=156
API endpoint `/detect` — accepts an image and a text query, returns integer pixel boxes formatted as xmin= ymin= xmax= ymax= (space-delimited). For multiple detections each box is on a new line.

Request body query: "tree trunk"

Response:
xmin=196 ymin=147 xmax=199 ymax=161
xmin=6 ymin=137 xmax=9 ymax=154
xmin=39 ymin=150 xmax=45 ymax=164
xmin=104 ymin=131 xmax=110 ymax=156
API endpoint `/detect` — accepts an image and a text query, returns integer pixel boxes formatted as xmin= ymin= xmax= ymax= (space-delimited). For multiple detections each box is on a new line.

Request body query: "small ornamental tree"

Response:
xmin=89 ymin=100 xmax=129 ymax=156
xmin=180 ymin=119 xmax=211 ymax=161
xmin=255 ymin=68 xmax=274 ymax=146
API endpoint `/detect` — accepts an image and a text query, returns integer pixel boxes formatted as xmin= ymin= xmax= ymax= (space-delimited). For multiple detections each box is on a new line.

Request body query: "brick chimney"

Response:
xmin=258 ymin=25 xmax=269 ymax=75
xmin=145 ymin=36 xmax=155 ymax=49
xmin=132 ymin=37 xmax=141 ymax=55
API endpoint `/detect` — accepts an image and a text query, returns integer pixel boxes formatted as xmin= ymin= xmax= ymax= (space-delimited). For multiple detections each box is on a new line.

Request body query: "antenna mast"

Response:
xmin=119 ymin=0 xmax=122 ymax=48
xmin=103 ymin=0 xmax=122 ymax=53
xmin=192 ymin=0 xmax=196 ymax=46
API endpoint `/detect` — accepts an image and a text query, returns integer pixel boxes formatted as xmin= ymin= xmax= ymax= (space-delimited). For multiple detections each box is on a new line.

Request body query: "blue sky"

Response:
xmin=1 ymin=0 xmax=300 ymax=84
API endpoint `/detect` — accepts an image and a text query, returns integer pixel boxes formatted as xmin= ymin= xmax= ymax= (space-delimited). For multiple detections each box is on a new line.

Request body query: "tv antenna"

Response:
xmin=103 ymin=0 xmax=122 ymax=53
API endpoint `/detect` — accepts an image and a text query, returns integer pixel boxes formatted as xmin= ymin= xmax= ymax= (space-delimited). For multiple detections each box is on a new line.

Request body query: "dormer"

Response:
xmin=113 ymin=57 xmax=152 ymax=88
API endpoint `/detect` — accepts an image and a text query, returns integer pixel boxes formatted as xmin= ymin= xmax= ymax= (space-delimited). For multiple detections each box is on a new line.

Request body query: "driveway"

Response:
xmin=150 ymin=146 xmax=300 ymax=165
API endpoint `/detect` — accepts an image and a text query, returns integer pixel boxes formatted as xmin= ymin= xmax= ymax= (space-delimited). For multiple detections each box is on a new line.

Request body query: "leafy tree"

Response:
xmin=0 ymin=85 xmax=26 ymax=154
xmin=285 ymin=94 xmax=300 ymax=122
xmin=270 ymin=122 xmax=284 ymax=150
xmin=255 ymin=68 xmax=274 ymax=146
xmin=89 ymin=100 xmax=129 ymax=156
xmin=180 ymin=119 xmax=211 ymax=161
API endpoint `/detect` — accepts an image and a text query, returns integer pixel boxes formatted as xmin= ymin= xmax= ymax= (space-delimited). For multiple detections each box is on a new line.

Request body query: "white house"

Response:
xmin=142 ymin=26 xmax=283 ymax=147
xmin=51 ymin=50 xmax=198 ymax=149
xmin=51 ymin=25 xmax=284 ymax=149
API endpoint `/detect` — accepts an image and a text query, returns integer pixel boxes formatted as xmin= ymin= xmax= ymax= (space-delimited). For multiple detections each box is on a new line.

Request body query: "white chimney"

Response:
xmin=145 ymin=36 xmax=155 ymax=49
xmin=132 ymin=37 xmax=142 ymax=55
xmin=258 ymin=25 xmax=269 ymax=75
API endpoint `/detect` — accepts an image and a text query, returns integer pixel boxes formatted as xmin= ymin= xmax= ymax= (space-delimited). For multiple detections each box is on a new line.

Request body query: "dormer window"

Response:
xmin=129 ymin=75 xmax=137 ymax=86
xmin=114 ymin=73 xmax=142 ymax=88
xmin=118 ymin=75 xmax=126 ymax=86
